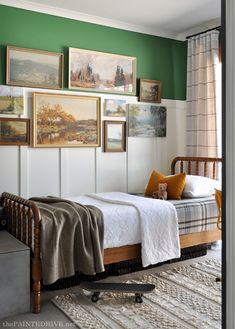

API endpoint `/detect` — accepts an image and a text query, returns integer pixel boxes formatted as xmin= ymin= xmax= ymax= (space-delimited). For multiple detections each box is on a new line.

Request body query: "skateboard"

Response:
xmin=80 ymin=281 xmax=155 ymax=303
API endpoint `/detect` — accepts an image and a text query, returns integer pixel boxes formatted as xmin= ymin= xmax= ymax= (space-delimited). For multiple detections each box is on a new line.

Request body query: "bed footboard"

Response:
xmin=1 ymin=192 xmax=42 ymax=314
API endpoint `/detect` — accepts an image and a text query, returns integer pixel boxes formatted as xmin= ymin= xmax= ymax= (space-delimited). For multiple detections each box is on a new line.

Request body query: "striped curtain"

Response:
xmin=186 ymin=30 xmax=220 ymax=157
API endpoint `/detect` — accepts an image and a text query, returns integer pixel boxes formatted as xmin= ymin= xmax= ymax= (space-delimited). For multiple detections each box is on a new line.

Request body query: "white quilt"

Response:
xmin=68 ymin=192 xmax=180 ymax=267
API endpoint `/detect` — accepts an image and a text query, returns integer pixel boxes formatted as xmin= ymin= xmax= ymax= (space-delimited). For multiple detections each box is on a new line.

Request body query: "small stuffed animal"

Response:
xmin=152 ymin=183 xmax=168 ymax=200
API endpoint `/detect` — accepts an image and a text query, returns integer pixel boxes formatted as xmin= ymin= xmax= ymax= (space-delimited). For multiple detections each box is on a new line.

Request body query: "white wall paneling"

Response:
xmin=0 ymin=146 xmax=20 ymax=195
xmin=127 ymin=137 xmax=157 ymax=193
xmin=19 ymin=146 xmax=29 ymax=197
xmin=61 ymin=148 xmax=96 ymax=197
xmin=162 ymin=99 xmax=186 ymax=170
xmin=27 ymin=148 xmax=60 ymax=197
xmin=96 ymin=148 xmax=127 ymax=192
xmin=0 ymin=87 xmax=186 ymax=197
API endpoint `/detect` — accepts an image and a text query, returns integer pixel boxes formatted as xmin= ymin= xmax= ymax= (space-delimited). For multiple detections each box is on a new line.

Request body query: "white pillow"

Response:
xmin=182 ymin=175 xmax=221 ymax=198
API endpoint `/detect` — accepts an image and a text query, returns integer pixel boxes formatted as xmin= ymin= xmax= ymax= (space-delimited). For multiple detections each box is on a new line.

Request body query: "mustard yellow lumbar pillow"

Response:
xmin=144 ymin=171 xmax=165 ymax=197
xmin=144 ymin=171 xmax=186 ymax=200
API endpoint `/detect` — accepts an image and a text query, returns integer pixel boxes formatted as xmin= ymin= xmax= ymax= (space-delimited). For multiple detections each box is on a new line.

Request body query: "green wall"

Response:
xmin=0 ymin=5 xmax=187 ymax=100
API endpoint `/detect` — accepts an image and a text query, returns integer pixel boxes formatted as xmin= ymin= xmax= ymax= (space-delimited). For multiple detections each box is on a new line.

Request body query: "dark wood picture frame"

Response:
xmin=104 ymin=120 xmax=126 ymax=152
xmin=0 ymin=118 xmax=30 ymax=145
xmin=139 ymin=79 xmax=162 ymax=103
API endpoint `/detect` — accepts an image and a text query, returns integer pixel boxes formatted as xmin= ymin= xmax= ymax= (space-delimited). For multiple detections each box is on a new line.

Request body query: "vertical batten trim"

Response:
xmin=19 ymin=146 xmax=29 ymax=198
xmin=18 ymin=146 xmax=21 ymax=196
xmin=125 ymin=129 xmax=128 ymax=193
xmin=59 ymin=148 xmax=62 ymax=197
xmin=60 ymin=149 xmax=69 ymax=198
xmin=94 ymin=148 xmax=97 ymax=193
xmin=126 ymin=131 xmax=129 ymax=193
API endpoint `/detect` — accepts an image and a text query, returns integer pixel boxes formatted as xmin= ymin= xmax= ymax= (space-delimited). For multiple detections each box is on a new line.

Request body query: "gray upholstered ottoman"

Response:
xmin=0 ymin=231 xmax=30 ymax=319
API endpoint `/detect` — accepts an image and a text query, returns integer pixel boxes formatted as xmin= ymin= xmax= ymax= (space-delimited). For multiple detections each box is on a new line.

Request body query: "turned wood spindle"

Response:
xmin=204 ymin=162 xmax=208 ymax=177
xmin=180 ymin=161 xmax=184 ymax=173
xmin=188 ymin=161 xmax=191 ymax=174
xmin=195 ymin=161 xmax=199 ymax=175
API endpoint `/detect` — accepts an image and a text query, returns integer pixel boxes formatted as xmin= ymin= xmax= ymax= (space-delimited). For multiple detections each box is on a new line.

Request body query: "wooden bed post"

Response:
xmin=31 ymin=202 xmax=42 ymax=314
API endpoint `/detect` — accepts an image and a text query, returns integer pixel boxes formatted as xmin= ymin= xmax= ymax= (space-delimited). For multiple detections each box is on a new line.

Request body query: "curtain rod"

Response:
xmin=186 ymin=25 xmax=221 ymax=39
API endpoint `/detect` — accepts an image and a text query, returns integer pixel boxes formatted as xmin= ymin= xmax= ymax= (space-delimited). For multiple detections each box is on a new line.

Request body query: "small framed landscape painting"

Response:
xmin=6 ymin=46 xmax=64 ymax=89
xmin=139 ymin=79 xmax=162 ymax=103
xmin=128 ymin=104 xmax=166 ymax=137
xmin=0 ymin=85 xmax=24 ymax=115
xmin=104 ymin=121 xmax=126 ymax=152
xmin=0 ymin=118 xmax=30 ymax=145
xmin=104 ymin=99 xmax=126 ymax=117
xmin=69 ymin=47 xmax=136 ymax=95
xmin=33 ymin=93 xmax=100 ymax=148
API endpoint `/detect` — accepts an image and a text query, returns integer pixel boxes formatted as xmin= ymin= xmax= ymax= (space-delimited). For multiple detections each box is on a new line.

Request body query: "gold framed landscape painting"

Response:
xmin=0 ymin=118 xmax=30 ymax=145
xmin=0 ymin=85 xmax=24 ymax=115
xmin=104 ymin=121 xmax=126 ymax=152
xmin=6 ymin=46 xmax=64 ymax=89
xmin=140 ymin=79 xmax=162 ymax=103
xmin=33 ymin=93 xmax=100 ymax=148
xmin=69 ymin=47 xmax=136 ymax=95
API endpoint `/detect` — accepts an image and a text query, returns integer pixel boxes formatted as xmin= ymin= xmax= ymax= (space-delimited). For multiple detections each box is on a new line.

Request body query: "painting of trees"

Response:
xmin=128 ymin=104 xmax=166 ymax=137
xmin=69 ymin=48 xmax=136 ymax=95
xmin=33 ymin=93 xmax=100 ymax=147
xmin=0 ymin=118 xmax=29 ymax=145
xmin=0 ymin=86 xmax=24 ymax=115
xmin=104 ymin=99 xmax=126 ymax=117
xmin=140 ymin=79 xmax=162 ymax=103
xmin=114 ymin=65 xmax=126 ymax=87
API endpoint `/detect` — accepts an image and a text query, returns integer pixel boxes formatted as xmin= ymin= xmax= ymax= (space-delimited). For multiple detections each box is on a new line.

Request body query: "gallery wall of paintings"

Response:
xmin=0 ymin=88 xmax=186 ymax=197
xmin=1 ymin=44 xmax=167 ymax=149
xmin=0 ymin=43 xmax=186 ymax=197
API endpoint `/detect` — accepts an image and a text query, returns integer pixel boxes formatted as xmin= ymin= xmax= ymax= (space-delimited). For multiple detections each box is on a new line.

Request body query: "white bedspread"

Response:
xmin=68 ymin=192 xmax=180 ymax=267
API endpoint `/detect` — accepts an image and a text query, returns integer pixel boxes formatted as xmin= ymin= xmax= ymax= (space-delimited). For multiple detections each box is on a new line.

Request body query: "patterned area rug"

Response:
xmin=52 ymin=258 xmax=221 ymax=329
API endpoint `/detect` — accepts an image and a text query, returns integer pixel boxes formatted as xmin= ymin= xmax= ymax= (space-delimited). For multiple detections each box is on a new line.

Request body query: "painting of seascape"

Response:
xmin=128 ymin=104 xmax=166 ymax=137
xmin=6 ymin=46 xmax=63 ymax=89
xmin=0 ymin=85 xmax=23 ymax=114
xmin=69 ymin=48 xmax=136 ymax=95
xmin=33 ymin=93 xmax=100 ymax=147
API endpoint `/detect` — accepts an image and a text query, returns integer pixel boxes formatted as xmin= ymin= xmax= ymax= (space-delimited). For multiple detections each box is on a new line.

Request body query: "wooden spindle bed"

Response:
xmin=1 ymin=156 xmax=222 ymax=313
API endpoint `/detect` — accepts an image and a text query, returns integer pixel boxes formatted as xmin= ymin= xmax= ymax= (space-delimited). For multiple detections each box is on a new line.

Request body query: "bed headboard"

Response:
xmin=171 ymin=156 xmax=222 ymax=179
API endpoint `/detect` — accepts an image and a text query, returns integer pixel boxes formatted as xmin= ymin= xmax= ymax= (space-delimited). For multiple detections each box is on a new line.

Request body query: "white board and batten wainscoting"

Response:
xmin=0 ymin=88 xmax=186 ymax=198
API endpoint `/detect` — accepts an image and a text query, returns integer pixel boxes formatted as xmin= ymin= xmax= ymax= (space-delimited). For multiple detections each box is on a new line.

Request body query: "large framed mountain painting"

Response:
xmin=6 ymin=46 xmax=64 ymax=89
xmin=69 ymin=47 xmax=136 ymax=95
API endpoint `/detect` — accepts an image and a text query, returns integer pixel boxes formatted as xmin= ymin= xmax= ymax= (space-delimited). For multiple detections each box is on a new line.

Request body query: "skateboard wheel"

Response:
xmin=91 ymin=292 xmax=100 ymax=302
xmin=135 ymin=295 xmax=143 ymax=303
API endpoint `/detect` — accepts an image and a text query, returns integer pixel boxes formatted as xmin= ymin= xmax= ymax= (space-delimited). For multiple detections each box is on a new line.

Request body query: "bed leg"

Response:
xmin=32 ymin=258 xmax=42 ymax=313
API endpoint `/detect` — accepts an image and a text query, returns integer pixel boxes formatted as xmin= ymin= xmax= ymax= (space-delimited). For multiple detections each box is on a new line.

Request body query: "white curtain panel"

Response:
xmin=186 ymin=30 xmax=220 ymax=157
